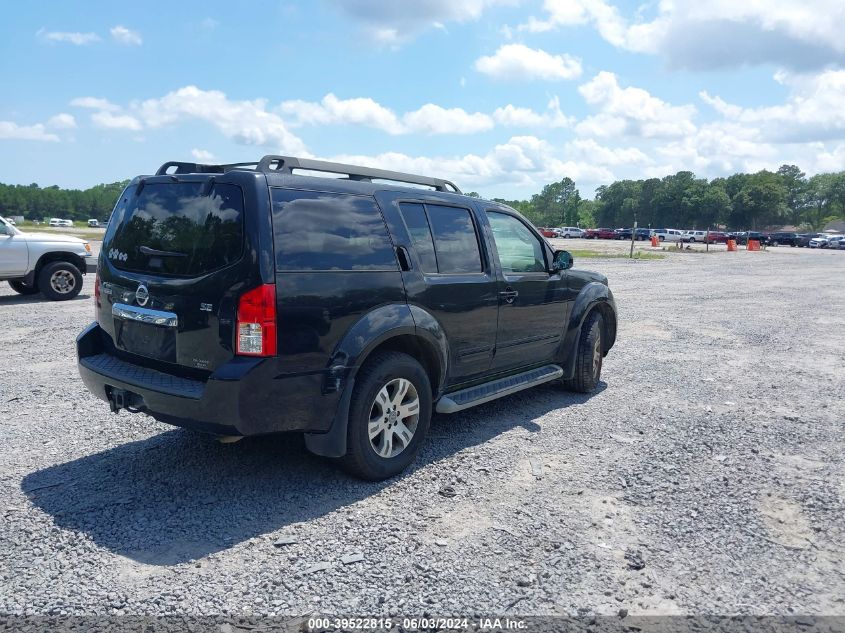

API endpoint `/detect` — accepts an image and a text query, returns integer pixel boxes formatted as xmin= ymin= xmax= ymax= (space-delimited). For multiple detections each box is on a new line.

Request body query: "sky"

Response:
xmin=2 ymin=0 xmax=845 ymax=200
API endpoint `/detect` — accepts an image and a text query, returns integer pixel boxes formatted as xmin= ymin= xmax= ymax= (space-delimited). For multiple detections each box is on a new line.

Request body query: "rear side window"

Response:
xmin=104 ymin=182 xmax=244 ymax=277
xmin=425 ymin=204 xmax=483 ymax=274
xmin=272 ymin=189 xmax=397 ymax=271
xmin=398 ymin=203 xmax=438 ymax=273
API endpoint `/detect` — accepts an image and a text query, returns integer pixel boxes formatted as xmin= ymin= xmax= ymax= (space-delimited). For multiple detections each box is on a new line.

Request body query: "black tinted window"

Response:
xmin=104 ymin=182 xmax=244 ymax=276
xmin=398 ymin=203 xmax=438 ymax=273
xmin=272 ymin=189 xmax=396 ymax=271
xmin=425 ymin=204 xmax=482 ymax=274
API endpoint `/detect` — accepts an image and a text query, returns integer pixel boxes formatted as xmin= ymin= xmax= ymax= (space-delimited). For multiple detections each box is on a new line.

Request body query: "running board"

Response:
xmin=436 ymin=364 xmax=564 ymax=414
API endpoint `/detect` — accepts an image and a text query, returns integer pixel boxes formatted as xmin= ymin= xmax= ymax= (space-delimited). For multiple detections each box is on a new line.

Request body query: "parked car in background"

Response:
xmin=825 ymin=235 xmax=845 ymax=249
xmin=808 ymin=234 xmax=842 ymax=248
xmin=767 ymin=232 xmax=798 ymax=246
xmin=583 ymin=228 xmax=616 ymax=239
xmin=0 ymin=215 xmax=93 ymax=300
xmin=87 ymin=219 xmax=100 ymax=227
xmin=796 ymin=233 xmax=822 ymax=247
xmin=634 ymin=228 xmax=652 ymax=241
xmin=652 ymin=228 xmax=684 ymax=242
xmin=614 ymin=228 xmax=633 ymax=240
xmin=706 ymin=231 xmax=729 ymax=244
xmin=555 ymin=227 xmax=584 ymax=238
xmin=6 ymin=218 xmax=16 ymax=226
xmin=49 ymin=218 xmax=62 ymax=227
xmin=681 ymin=230 xmax=708 ymax=243
xmin=835 ymin=237 xmax=845 ymax=250
xmin=734 ymin=231 xmax=769 ymax=245
xmin=538 ymin=227 xmax=557 ymax=238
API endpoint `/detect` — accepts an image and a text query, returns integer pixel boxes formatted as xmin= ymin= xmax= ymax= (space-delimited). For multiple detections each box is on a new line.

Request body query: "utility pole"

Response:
xmin=630 ymin=219 xmax=637 ymax=258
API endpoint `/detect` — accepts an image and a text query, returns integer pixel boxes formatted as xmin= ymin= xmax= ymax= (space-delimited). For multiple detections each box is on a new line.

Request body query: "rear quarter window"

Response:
xmin=103 ymin=181 xmax=244 ymax=277
xmin=271 ymin=189 xmax=397 ymax=271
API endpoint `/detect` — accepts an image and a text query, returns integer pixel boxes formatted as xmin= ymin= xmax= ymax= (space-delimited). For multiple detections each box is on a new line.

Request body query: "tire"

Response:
xmin=339 ymin=351 xmax=432 ymax=481
xmin=658 ymin=236 xmax=665 ymax=242
xmin=771 ymin=241 xmax=779 ymax=247
xmin=8 ymin=280 xmax=39 ymax=295
xmin=37 ymin=261 xmax=82 ymax=301
xmin=690 ymin=237 xmax=696 ymax=243
xmin=562 ymin=311 xmax=604 ymax=394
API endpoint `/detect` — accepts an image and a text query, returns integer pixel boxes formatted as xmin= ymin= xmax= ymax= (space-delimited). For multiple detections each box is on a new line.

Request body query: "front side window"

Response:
xmin=272 ymin=189 xmax=397 ymax=271
xmin=487 ymin=212 xmax=546 ymax=273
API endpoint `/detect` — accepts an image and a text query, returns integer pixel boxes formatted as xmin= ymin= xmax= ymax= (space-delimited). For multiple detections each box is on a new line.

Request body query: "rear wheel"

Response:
xmin=37 ymin=261 xmax=82 ymax=301
xmin=339 ymin=351 xmax=432 ymax=481
xmin=771 ymin=240 xmax=779 ymax=247
xmin=562 ymin=312 xmax=603 ymax=393
xmin=8 ymin=280 xmax=39 ymax=295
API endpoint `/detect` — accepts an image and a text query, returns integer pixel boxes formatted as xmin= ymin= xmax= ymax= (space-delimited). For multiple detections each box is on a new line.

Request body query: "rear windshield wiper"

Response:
xmin=140 ymin=245 xmax=187 ymax=257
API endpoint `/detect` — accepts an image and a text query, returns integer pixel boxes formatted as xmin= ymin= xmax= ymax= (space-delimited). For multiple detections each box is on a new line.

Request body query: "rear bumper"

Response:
xmin=76 ymin=323 xmax=344 ymax=437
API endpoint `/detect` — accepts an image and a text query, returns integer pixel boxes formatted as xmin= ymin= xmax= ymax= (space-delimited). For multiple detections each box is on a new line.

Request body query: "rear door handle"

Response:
xmin=499 ymin=288 xmax=518 ymax=304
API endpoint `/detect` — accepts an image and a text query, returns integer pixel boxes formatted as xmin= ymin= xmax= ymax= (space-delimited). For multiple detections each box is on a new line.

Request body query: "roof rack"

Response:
xmin=155 ymin=155 xmax=462 ymax=194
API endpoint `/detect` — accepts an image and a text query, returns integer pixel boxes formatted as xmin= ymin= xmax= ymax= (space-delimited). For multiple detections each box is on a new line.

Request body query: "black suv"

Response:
xmin=767 ymin=232 xmax=798 ymax=247
xmin=77 ymin=156 xmax=617 ymax=480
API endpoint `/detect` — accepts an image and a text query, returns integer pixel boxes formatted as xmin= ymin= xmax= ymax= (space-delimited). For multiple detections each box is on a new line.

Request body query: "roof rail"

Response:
xmin=155 ymin=155 xmax=462 ymax=193
xmin=255 ymin=156 xmax=461 ymax=193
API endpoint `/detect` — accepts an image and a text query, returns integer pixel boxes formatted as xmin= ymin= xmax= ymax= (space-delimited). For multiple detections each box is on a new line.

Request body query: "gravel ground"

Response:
xmin=1 ymin=243 xmax=843 ymax=618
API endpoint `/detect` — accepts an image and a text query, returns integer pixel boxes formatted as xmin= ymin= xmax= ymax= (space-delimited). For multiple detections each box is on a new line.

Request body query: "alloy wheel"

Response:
xmin=368 ymin=378 xmax=420 ymax=459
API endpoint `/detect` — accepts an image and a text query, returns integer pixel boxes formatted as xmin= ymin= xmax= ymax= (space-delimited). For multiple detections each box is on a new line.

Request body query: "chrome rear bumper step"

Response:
xmin=436 ymin=364 xmax=563 ymax=414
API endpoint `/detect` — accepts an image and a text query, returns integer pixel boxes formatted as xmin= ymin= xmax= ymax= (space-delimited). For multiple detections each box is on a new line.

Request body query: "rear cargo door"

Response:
xmin=98 ymin=175 xmax=264 ymax=373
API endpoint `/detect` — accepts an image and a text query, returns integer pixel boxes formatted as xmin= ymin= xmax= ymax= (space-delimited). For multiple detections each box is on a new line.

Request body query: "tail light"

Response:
xmin=94 ymin=271 xmax=101 ymax=319
xmin=236 ymin=284 xmax=277 ymax=356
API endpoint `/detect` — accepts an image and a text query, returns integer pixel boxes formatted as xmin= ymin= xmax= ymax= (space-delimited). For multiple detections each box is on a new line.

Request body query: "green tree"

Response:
xmin=776 ymin=164 xmax=807 ymax=226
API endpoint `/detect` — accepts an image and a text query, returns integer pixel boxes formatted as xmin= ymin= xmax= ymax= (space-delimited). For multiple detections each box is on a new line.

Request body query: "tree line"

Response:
xmin=2 ymin=164 xmax=844 ymax=231
xmin=0 ymin=181 xmax=130 ymax=221
xmin=478 ymin=165 xmax=845 ymax=231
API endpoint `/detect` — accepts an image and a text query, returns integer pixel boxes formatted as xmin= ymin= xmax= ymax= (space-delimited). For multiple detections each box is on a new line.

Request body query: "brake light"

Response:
xmin=94 ymin=271 xmax=101 ymax=319
xmin=236 ymin=284 xmax=277 ymax=356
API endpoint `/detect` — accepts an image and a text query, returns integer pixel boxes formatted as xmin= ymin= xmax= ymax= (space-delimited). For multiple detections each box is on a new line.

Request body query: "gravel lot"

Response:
xmin=1 ymin=243 xmax=843 ymax=618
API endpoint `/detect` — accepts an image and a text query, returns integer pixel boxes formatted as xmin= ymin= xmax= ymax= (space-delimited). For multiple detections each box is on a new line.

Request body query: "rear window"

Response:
xmin=271 ymin=188 xmax=397 ymax=271
xmin=104 ymin=182 xmax=244 ymax=276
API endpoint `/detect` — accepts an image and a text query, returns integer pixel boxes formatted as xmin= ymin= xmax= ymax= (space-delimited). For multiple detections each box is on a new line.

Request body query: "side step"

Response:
xmin=436 ymin=364 xmax=564 ymax=414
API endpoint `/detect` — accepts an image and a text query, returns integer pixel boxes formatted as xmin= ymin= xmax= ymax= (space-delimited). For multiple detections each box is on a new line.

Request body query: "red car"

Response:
xmin=705 ymin=231 xmax=729 ymax=244
xmin=537 ymin=227 xmax=557 ymax=238
xmin=584 ymin=228 xmax=616 ymax=239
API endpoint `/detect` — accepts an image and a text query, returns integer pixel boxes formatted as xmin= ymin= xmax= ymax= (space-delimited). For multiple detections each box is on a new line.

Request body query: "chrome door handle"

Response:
xmin=499 ymin=288 xmax=519 ymax=304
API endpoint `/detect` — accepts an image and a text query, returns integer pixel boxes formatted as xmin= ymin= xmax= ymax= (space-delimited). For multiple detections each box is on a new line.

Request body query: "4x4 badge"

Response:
xmin=135 ymin=284 xmax=150 ymax=307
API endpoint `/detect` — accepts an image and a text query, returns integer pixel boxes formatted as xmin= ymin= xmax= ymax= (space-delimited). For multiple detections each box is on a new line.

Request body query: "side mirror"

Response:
xmin=552 ymin=250 xmax=573 ymax=271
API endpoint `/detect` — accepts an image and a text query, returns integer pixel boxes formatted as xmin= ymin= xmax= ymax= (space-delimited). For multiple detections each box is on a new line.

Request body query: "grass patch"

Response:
xmin=568 ymin=249 xmax=665 ymax=260
xmin=14 ymin=221 xmax=105 ymax=241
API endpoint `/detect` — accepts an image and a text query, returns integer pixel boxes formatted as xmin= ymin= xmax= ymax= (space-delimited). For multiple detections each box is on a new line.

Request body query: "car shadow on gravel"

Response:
xmin=21 ymin=383 xmax=604 ymax=566
xmin=0 ymin=293 xmax=91 ymax=305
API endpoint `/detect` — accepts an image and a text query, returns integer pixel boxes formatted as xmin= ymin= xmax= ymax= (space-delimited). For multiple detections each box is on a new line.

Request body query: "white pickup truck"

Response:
xmin=0 ymin=216 xmax=93 ymax=300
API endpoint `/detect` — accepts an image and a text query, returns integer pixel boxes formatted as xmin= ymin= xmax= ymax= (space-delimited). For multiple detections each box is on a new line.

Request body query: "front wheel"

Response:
xmin=771 ymin=241 xmax=779 ymax=247
xmin=339 ymin=351 xmax=432 ymax=480
xmin=37 ymin=261 xmax=83 ymax=301
xmin=8 ymin=280 xmax=40 ymax=295
xmin=562 ymin=311 xmax=603 ymax=393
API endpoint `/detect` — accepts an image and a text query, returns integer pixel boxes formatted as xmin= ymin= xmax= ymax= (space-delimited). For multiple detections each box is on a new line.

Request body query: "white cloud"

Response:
xmin=110 ymin=25 xmax=142 ymax=46
xmin=565 ymin=138 xmax=650 ymax=166
xmin=36 ymin=28 xmax=100 ymax=45
xmin=517 ymin=0 xmax=845 ymax=70
xmin=328 ymin=0 xmax=517 ymax=45
xmin=0 ymin=121 xmax=60 ymax=142
xmin=329 ymin=136 xmax=614 ymax=194
xmin=280 ymin=93 xmax=573 ymax=134
xmin=403 ymin=104 xmax=494 ymax=135
xmin=700 ymin=70 xmax=845 ymax=143
xmin=191 ymin=148 xmax=215 ymax=161
xmin=70 ymin=97 xmax=121 ymax=112
xmin=576 ymin=71 xmax=697 ymax=138
xmin=136 ymin=86 xmax=308 ymax=154
xmin=492 ymin=97 xmax=573 ymax=128
xmin=474 ymin=44 xmax=582 ymax=81
xmin=91 ymin=111 xmax=143 ymax=131
xmin=280 ymin=93 xmax=404 ymax=134
xmin=46 ymin=113 xmax=77 ymax=129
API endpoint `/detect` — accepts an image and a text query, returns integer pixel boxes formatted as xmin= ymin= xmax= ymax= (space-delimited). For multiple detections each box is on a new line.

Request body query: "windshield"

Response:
xmin=103 ymin=181 xmax=244 ymax=277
